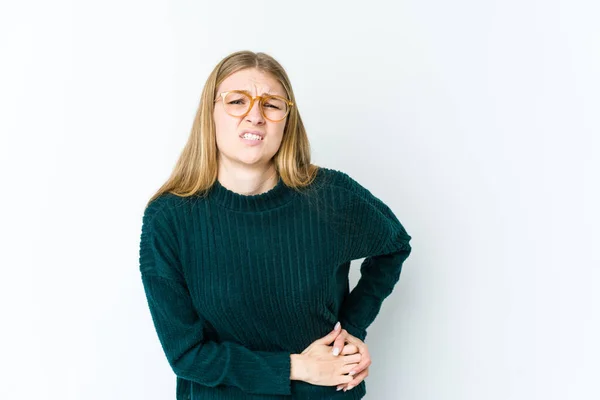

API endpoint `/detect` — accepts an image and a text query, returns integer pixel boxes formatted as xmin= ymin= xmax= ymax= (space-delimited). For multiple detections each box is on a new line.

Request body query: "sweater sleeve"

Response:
xmin=138 ymin=198 xmax=292 ymax=396
xmin=335 ymin=173 xmax=413 ymax=341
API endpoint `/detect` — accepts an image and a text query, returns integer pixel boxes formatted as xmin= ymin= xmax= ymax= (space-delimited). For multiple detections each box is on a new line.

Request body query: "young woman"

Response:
xmin=139 ymin=50 xmax=412 ymax=399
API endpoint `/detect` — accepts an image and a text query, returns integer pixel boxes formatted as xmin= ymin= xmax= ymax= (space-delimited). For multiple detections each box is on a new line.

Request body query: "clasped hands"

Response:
xmin=290 ymin=322 xmax=371 ymax=392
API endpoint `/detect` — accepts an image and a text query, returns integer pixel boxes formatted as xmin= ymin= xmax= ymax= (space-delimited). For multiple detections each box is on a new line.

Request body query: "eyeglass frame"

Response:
xmin=214 ymin=90 xmax=294 ymax=122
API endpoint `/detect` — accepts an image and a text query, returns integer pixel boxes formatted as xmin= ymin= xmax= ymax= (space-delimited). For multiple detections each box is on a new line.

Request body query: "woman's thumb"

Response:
xmin=315 ymin=321 xmax=342 ymax=345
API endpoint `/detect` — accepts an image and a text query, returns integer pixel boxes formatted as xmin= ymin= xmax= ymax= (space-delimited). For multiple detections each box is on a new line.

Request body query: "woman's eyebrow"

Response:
xmin=233 ymin=89 xmax=281 ymax=96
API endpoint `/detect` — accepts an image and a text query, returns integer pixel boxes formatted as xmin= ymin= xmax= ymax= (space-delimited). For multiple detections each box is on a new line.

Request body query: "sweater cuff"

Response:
xmin=254 ymin=351 xmax=293 ymax=395
xmin=339 ymin=318 xmax=367 ymax=342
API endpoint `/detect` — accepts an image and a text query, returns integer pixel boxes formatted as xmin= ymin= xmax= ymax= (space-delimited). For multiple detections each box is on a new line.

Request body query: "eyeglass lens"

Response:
xmin=223 ymin=92 xmax=288 ymax=121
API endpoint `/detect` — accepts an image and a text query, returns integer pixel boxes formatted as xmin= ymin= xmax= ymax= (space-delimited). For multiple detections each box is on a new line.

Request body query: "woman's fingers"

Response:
xmin=341 ymin=362 xmax=360 ymax=374
xmin=342 ymin=332 xmax=367 ymax=350
xmin=336 ymin=367 xmax=370 ymax=392
xmin=340 ymin=332 xmax=371 ymax=376
xmin=331 ymin=329 xmax=348 ymax=356
xmin=341 ymin=343 xmax=358 ymax=355
xmin=341 ymin=353 xmax=361 ymax=364
xmin=337 ymin=352 xmax=361 ymax=389
xmin=314 ymin=322 xmax=342 ymax=346
xmin=344 ymin=366 xmax=369 ymax=391
xmin=348 ymin=351 xmax=371 ymax=376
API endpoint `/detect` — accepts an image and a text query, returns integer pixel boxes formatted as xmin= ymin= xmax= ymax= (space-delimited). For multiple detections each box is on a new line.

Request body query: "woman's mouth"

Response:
xmin=241 ymin=133 xmax=263 ymax=141
xmin=240 ymin=132 xmax=264 ymax=146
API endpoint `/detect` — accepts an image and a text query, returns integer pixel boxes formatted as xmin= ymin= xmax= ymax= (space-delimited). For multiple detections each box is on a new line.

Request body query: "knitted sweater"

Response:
xmin=138 ymin=167 xmax=412 ymax=399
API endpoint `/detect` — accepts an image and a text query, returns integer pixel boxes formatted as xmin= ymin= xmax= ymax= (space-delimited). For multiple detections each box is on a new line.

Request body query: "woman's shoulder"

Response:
xmin=143 ymin=191 xmax=194 ymax=222
xmin=313 ymin=166 xmax=369 ymax=196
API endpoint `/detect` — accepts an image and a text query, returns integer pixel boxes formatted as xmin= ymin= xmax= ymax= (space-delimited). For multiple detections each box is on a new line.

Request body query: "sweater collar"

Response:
xmin=208 ymin=175 xmax=297 ymax=212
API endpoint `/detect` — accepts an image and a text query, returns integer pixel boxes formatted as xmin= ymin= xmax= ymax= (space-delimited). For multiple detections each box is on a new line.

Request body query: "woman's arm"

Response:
xmin=139 ymin=199 xmax=293 ymax=396
xmin=335 ymin=172 xmax=413 ymax=340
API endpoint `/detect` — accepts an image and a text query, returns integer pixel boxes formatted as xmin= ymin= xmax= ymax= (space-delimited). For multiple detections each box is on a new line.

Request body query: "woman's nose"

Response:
xmin=245 ymin=99 xmax=266 ymax=124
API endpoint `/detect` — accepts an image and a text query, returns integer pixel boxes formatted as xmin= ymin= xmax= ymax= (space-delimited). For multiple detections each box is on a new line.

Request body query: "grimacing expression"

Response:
xmin=213 ymin=68 xmax=289 ymax=168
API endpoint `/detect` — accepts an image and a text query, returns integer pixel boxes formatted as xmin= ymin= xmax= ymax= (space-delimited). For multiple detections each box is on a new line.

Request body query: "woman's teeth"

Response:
xmin=242 ymin=133 xmax=263 ymax=141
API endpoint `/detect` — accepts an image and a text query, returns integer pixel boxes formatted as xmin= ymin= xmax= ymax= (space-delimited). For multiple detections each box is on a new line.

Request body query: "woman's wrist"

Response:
xmin=290 ymin=354 xmax=307 ymax=381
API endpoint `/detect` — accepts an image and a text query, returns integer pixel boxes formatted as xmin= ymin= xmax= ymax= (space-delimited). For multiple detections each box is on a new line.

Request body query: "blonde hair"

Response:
xmin=146 ymin=50 xmax=319 ymax=207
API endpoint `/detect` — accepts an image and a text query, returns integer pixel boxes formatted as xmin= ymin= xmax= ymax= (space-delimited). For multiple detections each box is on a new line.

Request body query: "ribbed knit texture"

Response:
xmin=138 ymin=167 xmax=412 ymax=400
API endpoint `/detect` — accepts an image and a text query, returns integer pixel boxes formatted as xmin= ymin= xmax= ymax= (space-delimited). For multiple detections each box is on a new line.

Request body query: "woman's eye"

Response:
xmin=264 ymin=103 xmax=281 ymax=109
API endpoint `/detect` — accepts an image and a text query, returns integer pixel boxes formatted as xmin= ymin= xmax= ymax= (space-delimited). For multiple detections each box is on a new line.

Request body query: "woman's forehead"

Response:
xmin=218 ymin=69 xmax=285 ymax=96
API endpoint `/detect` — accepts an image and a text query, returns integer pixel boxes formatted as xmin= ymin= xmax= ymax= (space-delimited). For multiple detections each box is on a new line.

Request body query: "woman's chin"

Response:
xmin=236 ymin=150 xmax=278 ymax=166
xmin=236 ymin=155 xmax=270 ymax=167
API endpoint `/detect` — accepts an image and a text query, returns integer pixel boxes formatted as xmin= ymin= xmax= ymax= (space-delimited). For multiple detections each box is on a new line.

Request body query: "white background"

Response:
xmin=1 ymin=0 xmax=598 ymax=399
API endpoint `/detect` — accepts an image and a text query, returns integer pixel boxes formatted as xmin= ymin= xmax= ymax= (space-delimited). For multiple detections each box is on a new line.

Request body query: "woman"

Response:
xmin=139 ymin=50 xmax=412 ymax=399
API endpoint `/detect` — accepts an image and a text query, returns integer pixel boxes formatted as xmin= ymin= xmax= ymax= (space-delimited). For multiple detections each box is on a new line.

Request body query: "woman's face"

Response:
xmin=213 ymin=68 xmax=288 ymax=169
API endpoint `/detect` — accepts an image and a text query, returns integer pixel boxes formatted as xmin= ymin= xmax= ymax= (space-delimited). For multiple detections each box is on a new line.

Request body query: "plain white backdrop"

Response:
xmin=0 ymin=0 xmax=598 ymax=399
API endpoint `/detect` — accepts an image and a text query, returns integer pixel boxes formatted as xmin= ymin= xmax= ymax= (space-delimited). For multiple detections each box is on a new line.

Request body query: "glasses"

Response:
xmin=214 ymin=90 xmax=294 ymax=122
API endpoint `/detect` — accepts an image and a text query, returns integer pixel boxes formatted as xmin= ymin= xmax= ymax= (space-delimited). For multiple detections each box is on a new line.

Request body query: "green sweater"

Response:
xmin=138 ymin=167 xmax=412 ymax=399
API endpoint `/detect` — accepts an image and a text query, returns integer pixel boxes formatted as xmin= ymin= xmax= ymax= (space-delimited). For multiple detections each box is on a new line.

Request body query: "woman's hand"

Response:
xmin=333 ymin=329 xmax=372 ymax=392
xmin=290 ymin=324 xmax=362 ymax=386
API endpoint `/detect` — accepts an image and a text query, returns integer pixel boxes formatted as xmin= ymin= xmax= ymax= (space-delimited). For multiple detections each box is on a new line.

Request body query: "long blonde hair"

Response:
xmin=146 ymin=50 xmax=319 ymax=207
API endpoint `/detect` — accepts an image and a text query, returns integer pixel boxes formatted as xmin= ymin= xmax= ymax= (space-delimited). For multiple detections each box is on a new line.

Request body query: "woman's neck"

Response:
xmin=217 ymin=161 xmax=278 ymax=196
